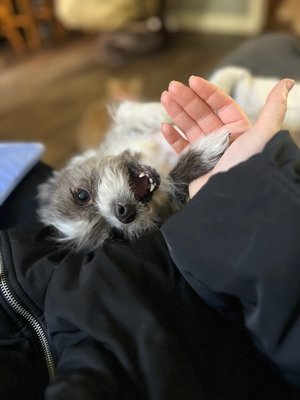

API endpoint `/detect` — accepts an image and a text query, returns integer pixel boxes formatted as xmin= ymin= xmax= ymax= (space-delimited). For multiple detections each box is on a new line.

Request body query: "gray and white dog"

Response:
xmin=38 ymin=101 xmax=229 ymax=252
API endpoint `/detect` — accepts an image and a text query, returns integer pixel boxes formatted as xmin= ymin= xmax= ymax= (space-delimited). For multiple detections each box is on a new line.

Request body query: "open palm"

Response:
xmin=160 ymin=76 xmax=250 ymax=154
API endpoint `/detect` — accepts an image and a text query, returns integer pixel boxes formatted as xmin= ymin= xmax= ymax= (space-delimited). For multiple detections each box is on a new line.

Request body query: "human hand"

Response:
xmin=160 ymin=76 xmax=251 ymax=154
xmin=161 ymin=76 xmax=295 ymax=197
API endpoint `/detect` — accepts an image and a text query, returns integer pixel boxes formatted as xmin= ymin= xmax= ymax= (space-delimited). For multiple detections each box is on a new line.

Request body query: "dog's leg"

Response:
xmin=169 ymin=129 xmax=230 ymax=206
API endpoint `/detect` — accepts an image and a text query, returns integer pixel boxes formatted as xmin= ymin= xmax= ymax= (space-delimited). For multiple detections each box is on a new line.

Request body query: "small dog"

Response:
xmin=38 ymin=101 xmax=229 ymax=252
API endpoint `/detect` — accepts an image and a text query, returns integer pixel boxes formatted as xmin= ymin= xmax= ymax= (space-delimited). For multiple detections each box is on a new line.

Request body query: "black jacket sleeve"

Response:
xmin=162 ymin=131 xmax=300 ymax=388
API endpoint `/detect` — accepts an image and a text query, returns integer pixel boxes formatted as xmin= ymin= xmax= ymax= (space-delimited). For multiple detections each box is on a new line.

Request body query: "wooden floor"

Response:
xmin=0 ymin=33 xmax=245 ymax=169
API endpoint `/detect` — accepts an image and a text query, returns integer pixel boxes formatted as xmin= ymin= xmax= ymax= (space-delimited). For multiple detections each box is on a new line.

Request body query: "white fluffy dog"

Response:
xmin=38 ymin=101 xmax=229 ymax=252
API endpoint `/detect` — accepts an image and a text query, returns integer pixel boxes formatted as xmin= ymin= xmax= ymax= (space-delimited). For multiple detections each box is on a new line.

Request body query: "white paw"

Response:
xmin=189 ymin=128 xmax=230 ymax=165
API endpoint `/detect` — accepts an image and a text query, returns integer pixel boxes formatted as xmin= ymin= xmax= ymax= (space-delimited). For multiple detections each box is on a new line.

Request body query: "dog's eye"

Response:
xmin=71 ymin=187 xmax=92 ymax=205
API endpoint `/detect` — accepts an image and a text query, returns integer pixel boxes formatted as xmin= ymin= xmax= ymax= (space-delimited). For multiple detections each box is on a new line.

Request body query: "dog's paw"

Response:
xmin=188 ymin=128 xmax=230 ymax=169
xmin=169 ymin=129 xmax=230 ymax=205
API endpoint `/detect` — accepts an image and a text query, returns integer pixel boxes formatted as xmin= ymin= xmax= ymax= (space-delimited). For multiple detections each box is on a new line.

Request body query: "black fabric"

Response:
xmin=162 ymin=131 xmax=300 ymax=392
xmin=0 ymin=301 xmax=48 ymax=400
xmin=0 ymin=229 xmax=50 ymax=400
xmin=1 ymin=226 xmax=296 ymax=400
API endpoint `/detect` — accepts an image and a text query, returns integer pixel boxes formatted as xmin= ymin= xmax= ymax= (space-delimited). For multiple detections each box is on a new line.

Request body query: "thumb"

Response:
xmin=251 ymin=78 xmax=295 ymax=143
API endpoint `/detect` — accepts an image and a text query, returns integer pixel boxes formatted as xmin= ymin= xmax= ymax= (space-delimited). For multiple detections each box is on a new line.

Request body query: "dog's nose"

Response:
xmin=114 ymin=203 xmax=136 ymax=224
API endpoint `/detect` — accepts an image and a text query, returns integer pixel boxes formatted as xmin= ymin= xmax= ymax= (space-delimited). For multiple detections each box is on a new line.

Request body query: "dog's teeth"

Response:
xmin=139 ymin=173 xmax=145 ymax=178
xmin=150 ymin=183 xmax=156 ymax=192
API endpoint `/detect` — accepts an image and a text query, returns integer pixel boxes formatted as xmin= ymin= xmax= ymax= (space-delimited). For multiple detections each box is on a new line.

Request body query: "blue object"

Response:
xmin=0 ymin=142 xmax=44 ymax=206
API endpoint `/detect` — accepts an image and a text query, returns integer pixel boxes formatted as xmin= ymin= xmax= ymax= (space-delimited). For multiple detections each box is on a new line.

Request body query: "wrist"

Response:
xmin=189 ymin=170 xmax=213 ymax=198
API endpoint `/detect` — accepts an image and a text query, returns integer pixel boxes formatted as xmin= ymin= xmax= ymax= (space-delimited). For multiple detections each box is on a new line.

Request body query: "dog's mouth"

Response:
xmin=129 ymin=164 xmax=161 ymax=202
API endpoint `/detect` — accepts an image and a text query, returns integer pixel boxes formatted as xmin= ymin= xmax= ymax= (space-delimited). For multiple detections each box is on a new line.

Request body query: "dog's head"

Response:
xmin=37 ymin=150 xmax=171 ymax=252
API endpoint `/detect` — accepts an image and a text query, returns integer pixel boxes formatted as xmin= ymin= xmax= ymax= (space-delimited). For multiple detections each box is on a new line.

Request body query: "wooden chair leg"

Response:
xmin=0 ymin=4 xmax=27 ymax=53
xmin=15 ymin=0 xmax=41 ymax=50
xmin=2 ymin=25 xmax=28 ymax=53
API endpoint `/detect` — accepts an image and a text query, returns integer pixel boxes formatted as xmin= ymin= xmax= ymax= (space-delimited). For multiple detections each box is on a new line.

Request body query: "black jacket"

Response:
xmin=162 ymin=131 xmax=300 ymax=389
xmin=0 ymin=132 xmax=299 ymax=399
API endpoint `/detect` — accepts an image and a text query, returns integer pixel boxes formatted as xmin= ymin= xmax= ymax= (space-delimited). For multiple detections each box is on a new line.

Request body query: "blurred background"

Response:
xmin=0 ymin=0 xmax=298 ymax=168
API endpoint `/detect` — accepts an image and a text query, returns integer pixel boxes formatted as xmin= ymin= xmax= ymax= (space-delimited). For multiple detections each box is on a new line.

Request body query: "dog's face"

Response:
xmin=37 ymin=150 xmax=169 ymax=252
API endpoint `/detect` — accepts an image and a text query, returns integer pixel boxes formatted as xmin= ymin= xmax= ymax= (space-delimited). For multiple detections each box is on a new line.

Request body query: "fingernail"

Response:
xmin=189 ymin=75 xmax=197 ymax=83
xmin=169 ymin=80 xmax=176 ymax=87
xmin=168 ymin=80 xmax=183 ymax=91
xmin=286 ymin=79 xmax=295 ymax=92
xmin=160 ymin=90 xmax=168 ymax=101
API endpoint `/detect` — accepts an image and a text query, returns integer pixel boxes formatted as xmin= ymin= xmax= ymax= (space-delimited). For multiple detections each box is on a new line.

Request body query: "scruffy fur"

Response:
xmin=38 ymin=101 xmax=229 ymax=252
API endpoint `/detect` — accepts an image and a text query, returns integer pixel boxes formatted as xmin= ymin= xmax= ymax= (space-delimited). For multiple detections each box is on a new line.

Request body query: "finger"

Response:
xmin=161 ymin=90 xmax=206 ymax=141
xmin=161 ymin=122 xmax=189 ymax=154
xmin=250 ymin=78 xmax=295 ymax=142
xmin=189 ymin=75 xmax=250 ymax=126
xmin=168 ymin=81 xmax=224 ymax=135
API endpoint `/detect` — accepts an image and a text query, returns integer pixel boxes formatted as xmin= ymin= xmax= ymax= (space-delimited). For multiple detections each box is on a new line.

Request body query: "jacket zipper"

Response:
xmin=0 ymin=250 xmax=55 ymax=380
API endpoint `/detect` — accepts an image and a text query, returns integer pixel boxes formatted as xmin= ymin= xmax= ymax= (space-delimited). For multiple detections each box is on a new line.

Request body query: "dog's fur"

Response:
xmin=77 ymin=77 xmax=143 ymax=151
xmin=38 ymin=101 xmax=229 ymax=252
